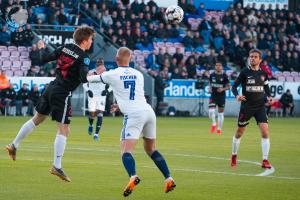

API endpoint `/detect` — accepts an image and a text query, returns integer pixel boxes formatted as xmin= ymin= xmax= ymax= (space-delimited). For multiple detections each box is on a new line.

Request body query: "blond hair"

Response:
xmin=116 ymin=47 xmax=132 ymax=65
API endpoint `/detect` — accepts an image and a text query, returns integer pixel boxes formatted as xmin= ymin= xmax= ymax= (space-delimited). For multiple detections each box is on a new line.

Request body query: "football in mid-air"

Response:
xmin=165 ymin=5 xmax=184 ymax=24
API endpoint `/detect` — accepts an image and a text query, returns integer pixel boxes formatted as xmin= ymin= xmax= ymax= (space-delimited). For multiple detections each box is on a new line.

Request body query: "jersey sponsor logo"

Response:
xmin=62 ymin=47 xmax=79 ymax=59
xmin=246 ymin=86 xmax=264 ymax=92
xmin=126 ymin=133 xmax=131 ymax=137
xmin=211 ymin=83 xmax=223 ymax=88
xmin=247 ymin=79 xmax=255 ymax=84
xmin=260 ymin=75 xmax=265 ymax=82
xmin=84 ymin=58 xmax=90 ymax=65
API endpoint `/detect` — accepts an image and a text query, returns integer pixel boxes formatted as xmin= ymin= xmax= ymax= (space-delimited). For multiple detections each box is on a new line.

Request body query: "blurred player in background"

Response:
xmin=231 ymin=49 xmax=272 ymax=169
xmin=5 ymin=26 xmax=96 ymax=182
xmin=208 ymin=61 xmax=230 ymax=134
xmin=88 ymin=47 xmax=176 ymax=197
xmin=83 ymin=58 xmax=110 ymax=141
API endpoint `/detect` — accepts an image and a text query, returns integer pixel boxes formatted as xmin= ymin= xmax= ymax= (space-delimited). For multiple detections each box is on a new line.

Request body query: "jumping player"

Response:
xmin=231 ymin=49 xmax=272 ymax=169
xmin=5 ymin=26 xmax=96 ymax=181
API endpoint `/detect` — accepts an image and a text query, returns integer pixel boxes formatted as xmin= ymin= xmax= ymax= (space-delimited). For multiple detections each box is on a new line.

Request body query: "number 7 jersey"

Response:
xmin=100 ymin=67 xmax=152 ymax=114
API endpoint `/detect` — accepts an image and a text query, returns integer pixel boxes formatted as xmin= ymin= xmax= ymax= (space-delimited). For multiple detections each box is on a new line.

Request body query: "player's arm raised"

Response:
xmin=87 ymin=68 xmax=113 ymax=85
xmin=41 ymin=46 xmax=64 ymax=63
xmin=232 ymin=71 xmax=246 ymax=101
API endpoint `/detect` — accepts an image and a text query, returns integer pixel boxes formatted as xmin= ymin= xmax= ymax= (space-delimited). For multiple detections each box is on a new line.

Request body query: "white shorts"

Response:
xmin=120 ymin=109 xmax=156 ymax=141
xmin=88 ymin=96 xmax=106 ymax=112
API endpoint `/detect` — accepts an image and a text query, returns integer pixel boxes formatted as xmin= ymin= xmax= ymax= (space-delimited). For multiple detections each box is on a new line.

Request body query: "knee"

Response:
xmin=235 ymin=127 xmax=245 ymax=138
xmin=261 ymin=130 xmax=269 ymax=138
xmin=121 ymin=151 xmax=132 ymax=157
xmin=56 ymin=123 xmax=70 ymax=137
xmin=144 ymin=145 xmax=156 ymax=156
xmin=89 ymin=112 xmax=96 ymax=118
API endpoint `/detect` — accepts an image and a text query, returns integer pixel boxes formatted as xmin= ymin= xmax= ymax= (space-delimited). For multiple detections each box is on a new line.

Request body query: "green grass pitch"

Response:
xmin=0 ymin=116 xmax=299 ymax=200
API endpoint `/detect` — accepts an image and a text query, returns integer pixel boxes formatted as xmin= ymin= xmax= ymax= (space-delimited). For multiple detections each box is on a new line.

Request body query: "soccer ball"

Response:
xmin=165 ymin=5 xmax=184 ymax=24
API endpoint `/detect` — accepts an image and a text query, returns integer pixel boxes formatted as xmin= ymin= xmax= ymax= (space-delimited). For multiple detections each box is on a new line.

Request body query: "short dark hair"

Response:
xmin=249 ymin=49 xmax=262 ymax=59
xmin=214 ymin=60 xmax=222 ymax=65
xmin=73 ymin=26 xmax=95 ymax=45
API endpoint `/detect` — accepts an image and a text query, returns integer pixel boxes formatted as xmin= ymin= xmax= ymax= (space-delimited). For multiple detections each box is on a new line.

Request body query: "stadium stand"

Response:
xmin=0 ymin=0 xmax=299 ymax=81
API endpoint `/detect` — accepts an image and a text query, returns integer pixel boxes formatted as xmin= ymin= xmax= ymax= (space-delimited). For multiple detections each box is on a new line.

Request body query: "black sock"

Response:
xmin=95 ymin=116 xmax=103 ymax=134
xmin=88 ymin=117 xmax=94 ymax=126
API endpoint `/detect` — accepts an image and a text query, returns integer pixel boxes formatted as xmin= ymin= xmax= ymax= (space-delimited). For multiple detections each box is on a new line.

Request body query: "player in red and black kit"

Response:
xmin=231 ymin=49 xmax=272 ymax=169
xmin=5 ymin=26 xmax=96 ymax=181
xmin=208 ymin=61 xmax=230 ymax=134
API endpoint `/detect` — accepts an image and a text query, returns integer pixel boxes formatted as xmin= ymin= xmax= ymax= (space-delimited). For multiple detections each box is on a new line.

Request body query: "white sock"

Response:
xmin=232 ymin=136 xmax=241 ymax=155
xmin=261 ymin=138 xmax=270 ymax=160
xmin=13 ymin=119 xmax=36 ymax=148
xmin=217 ymin=112 xmax=224 ymax=130
xmin=54 ymin=134 xmax=67 ymax=169
xmin=209 ymin=108 xmax=216 ymax=125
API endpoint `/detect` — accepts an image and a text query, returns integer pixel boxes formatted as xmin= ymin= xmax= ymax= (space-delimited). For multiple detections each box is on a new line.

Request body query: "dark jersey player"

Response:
xmin=208 ymin=62 xmax=230 ymax=134
xmin=231 ymin=49 xmax=272 ymax=169
xmin=5 ymin=26 xmax=96 ymax=182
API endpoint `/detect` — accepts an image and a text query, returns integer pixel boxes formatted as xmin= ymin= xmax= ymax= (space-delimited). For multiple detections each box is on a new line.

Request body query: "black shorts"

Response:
xmin=209 ymin=95 xmax=225 ymax=108
xmin=36 ymin=81 xmax=72 ymax=124
xmin=237 ymin=103 xmax=268 ymax=127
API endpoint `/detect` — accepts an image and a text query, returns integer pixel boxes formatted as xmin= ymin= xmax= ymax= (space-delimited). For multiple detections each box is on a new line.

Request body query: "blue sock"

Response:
xmin=151 ymin=150 xmax=170 ymax=179
xmin=88 ymin=117 xmax=94 ymax=126
xmin=95 ymin=115 xmax=103 ymax=134
xmin=122 ymin=152 xmax=136 ymax=177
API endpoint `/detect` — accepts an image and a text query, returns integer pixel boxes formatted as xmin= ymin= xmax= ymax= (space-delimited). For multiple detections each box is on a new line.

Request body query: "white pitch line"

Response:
xmin=6 ymin=146 xmax=300 ymax=180
xmin=9 ymin=157 xmax=300 ymax=181
xmin=164 ymin=152 xmax=276 ymax=177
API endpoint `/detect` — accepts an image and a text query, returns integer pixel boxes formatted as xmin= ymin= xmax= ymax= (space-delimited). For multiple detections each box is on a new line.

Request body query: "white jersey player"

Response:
xmin=83 ymin=68 xmax=110 ymax=141
xmin=83 ymin=81 xmax=107 ymax=113
xmin=87 ymin=47 xmax=176 ymax=197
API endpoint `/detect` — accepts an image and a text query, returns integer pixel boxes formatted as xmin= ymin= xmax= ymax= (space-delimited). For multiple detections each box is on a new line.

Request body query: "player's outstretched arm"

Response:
xmin=41 ymin=46 xmax=63 ymax=63
xmin=87 ymin=74 xmax=101 ymax=83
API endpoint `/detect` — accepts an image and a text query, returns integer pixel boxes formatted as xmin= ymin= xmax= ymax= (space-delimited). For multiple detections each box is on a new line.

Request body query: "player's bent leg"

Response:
xmin=121 ymin=139 xmax=140 ymax=197
xmin=143 ymin=138 xmax=176 ymax=193
xmin=258 ymin=123 xmax=272 ymax=169
xmin=6 ymin=112 xmax=47 ymax=161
